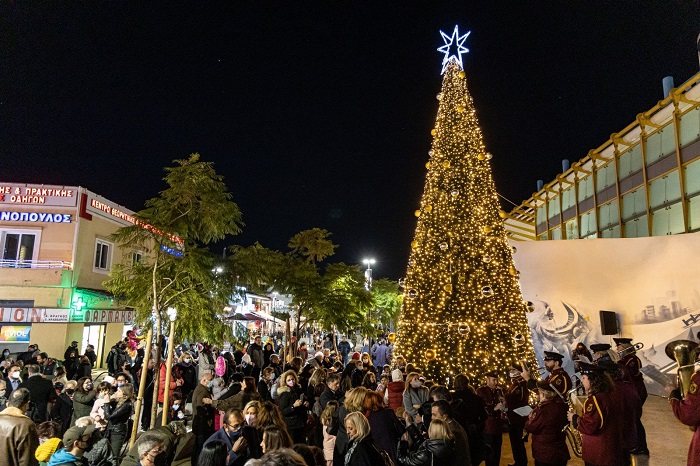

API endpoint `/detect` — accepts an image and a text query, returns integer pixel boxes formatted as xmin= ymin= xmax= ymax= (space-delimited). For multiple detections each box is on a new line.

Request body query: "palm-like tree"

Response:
xmin=288 ymin=228 xmax=337 ymax=264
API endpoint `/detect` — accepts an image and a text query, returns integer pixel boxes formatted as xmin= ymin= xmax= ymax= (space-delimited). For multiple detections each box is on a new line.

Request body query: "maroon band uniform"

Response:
xmin=545 ymin=367 xmax=571 ymax=396
xmin=476 ymin=384 xmax=505 ymax=435
xmin=620 ymin=353 xmax=647 ymax=403
xmin=575 ymin=391 xmax=624 ymax=466
xmin=524 ymin=399 xmax=570 ymax=465
xmin=505 ymin=378 xmax=529 ymax=429
xmin=671 ymin=371 xmax=700 ymax=466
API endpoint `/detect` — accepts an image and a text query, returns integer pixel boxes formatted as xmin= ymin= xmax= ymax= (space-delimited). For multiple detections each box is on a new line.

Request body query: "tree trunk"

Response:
xmin=150 ymin=313 xmax=161 ymax=429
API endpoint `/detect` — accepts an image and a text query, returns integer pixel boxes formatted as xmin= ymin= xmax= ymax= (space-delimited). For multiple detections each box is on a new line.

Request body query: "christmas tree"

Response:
xmin=395 ymin=26 xmax=537 ymax=384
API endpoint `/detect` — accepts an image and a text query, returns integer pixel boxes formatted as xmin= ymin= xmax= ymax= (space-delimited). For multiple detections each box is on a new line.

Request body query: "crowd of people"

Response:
xmin=0 ymin=331 xmax=698 ymax=466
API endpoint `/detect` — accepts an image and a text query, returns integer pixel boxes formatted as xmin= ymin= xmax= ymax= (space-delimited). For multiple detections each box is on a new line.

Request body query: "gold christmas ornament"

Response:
xmin=398 ymin=278 xmax=405 ymax=288
xmin=526 ymin=301 xmax=535 ymax=312
xmin=436 ymin=93 xmax=443 ymax=100
xmin=482 ymin=255 xmax=491 ymax=263
xmin=458 ymin=324 xmax=470 ymax=335
xmin=425 ymin=205 xmax=433 ymax=213
xmin=498 ymin=210 xmax=507 ymax=219
xmin=457 ymin=105 xmax=465 ymax=113
xmin=513 ymin=334 xmax=525 ymax=345
xmin=425 ymin=162 xmax=431 ymax=169
xmin=483 ymin=225 xmax=492 ymax=234
xmin=485 ymin=152 xmax=493 ymax=160
xmin=511 ymin=246 xmax=517 ymax=254
xmin=477 ymin=153 xmax=485 ymax=161
xmin=425 ymin=348 xmax=437 ymax=360
xmin=407 ymin=289 xmax=418 ymax=298
xmin=439 ymin=242 xmax=449 ymax=250
xmin=431 ymin=129 xmax=437 ymax=136
xmin=410 ymin=241 xmax=418 ymax=249
xmin=408 ymin=259 xmax=415 ymax=266
xmin=509 ymin=266 xmax=517 ymax=276
xmin=414 ymin=210 xmax=421 ymax=217
xmin=450 ymin=189 xmax=459 ymax=197
xmin=481 ymin=286 xmax=494 ymax=297
xmin=442 ymin=161 xmax=450 ymax=168
xmin=443 ymin=283 xmax=453 ymax=292
xmin=387 ymin=333 xmax=397 ymax=344
xmin=459 ymin=71 xmax=466 ymax=78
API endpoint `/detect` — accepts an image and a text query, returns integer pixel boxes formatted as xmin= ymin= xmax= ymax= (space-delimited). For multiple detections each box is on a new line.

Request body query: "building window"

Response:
xmin=598 ymin=201 xmax=619 ymax=230
xmin=579 ymin=210 xmax=597 ymax=238
xmin=561 ymin=187 xmax=576 ymax=212
xmin=595 ymin=163 xmax=616 ymax=193
xmin=577 ymin=175 xmax=593 ymax=202
xmin=623 ymin=215 xmax=649 ymax=238
xmin=649 ymin=171 xmax=681 ymax=210
xmin=651 ymin=202 xmax=684 ymax=236
xmin=683 ymin=158 xmax=700 ymax=198
xmin=621 ymin=189 xmax=647 ymax=221
xmin=1 ymin=230 xmax=39 ymax=267
xmin=565 ymin=218 xmax=579 ymax=239
xmin=646 ymin=127 xmax=676 ymax=165
xmin=94 ymin=239 xmax=112 ymax=272
xmin=618 ymin=145 xmax=643 ymax=180
xmin=131 ymin=251 xmax=143 ymax=265
xmin=679 ymin=107 xmax=700 ymax=147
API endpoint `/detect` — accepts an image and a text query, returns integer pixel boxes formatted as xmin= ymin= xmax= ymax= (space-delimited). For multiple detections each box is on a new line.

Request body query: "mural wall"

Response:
xmin=512 ymin=232 xmax=700 ymax=396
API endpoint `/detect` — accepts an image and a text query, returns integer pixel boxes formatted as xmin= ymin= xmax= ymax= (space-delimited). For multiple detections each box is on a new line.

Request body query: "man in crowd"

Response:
xmin=246 ymin=335 xmax=264 ymax=381
xmin=615 ymin=337 xmax=649 ymax=456
xmin=372 ymin=339 xmax=389 ymax=368
xmin=6 ymin=363 xmax=22 ymax=398
xmin=204 ymin=408 xmax=255 ymax=465
xmin=431 ymin=399 xmax=471 ymax=466
xmin=36 ymin=352 xmax=57 ymax=378
xmin=504 ymin=364 xmax=529 ymax=466
xmin=19 ymin=364 xmax=55 ymax=423
xmin=18 ymin=344 xmax=38 ymax=365
xmin=49 ymin=424 xmax=99 ymax=466
xmin=192 ymin=373 xmax=215 ymax=463
xmin=320 ymin=373 xmax=344 ymax=410
xmin=0 ymin=388 xmax=40 ymax=466
xmin=337 ymin=335 xmax=351 ymax=365
xmin=590 ymin=343 xmax=613 ymax=365
xmin=522 ymin=351 xmax=572 ymax=395
xmin=85 ymin=344 xmax=98 ymax=368
xmin=64 ymin=340 xmax=80 ymax=361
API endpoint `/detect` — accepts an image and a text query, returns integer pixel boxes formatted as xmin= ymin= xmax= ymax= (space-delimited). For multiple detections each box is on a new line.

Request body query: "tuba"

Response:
xmin=665 ymin=340 xmax=700 ymax=398
xmin=550 ymin=378 xmax=584 ymax=458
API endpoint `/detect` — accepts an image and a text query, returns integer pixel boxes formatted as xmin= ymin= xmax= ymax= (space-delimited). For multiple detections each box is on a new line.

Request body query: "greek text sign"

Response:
xmin=0 ymin=184 xmax=78 ymax=207
xmin=0 ymin=308 xmax=134 ymax=323
xmin=0 ymin=211 xmax=72 ymax=223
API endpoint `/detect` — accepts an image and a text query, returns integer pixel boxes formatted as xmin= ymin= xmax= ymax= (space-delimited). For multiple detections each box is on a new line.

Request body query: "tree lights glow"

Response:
xmin=394 ymin=38 xmax=537 ymax=385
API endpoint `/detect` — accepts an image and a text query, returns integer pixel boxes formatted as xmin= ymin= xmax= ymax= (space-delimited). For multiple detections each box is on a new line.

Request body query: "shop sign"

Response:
xmin=0 ymin=308 xmax=134 ymax=324
xmin=0 ymin=183 xmax=78 ymax=207
xmin=0 ymin=211 xmax=72 ymax=223
xmin=0 ymin=325 xmax=31 ymax=342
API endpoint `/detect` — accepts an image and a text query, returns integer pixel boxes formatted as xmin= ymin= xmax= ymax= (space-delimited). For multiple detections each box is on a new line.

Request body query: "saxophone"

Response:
xmin=551 ymin=381 xmax=583 ymax=458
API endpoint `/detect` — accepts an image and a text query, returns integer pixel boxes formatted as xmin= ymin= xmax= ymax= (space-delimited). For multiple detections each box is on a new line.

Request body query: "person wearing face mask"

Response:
xmin=6 ymin=364 xmax=22 ymax=398
xmin=71 ymin=377 xmax=96 ymax=424
xmin=277 ymin=370 xmax=310 ymax=444
xmin=103 ymin=382 xmax=135 ymax=459
xmin=0 ymin=380 xmax=7 ymax=408
xmin=47 ymin=424 xmax=97 ymax=466
xmin=174 ymin=352 xmax=197 ymax=401
xmin=203 ymin=408 xmax=261 ymax=465
xmin=51 ymin=380 xmax=77 ymax=435
xmin=0 ymin=347 xmax=11 ymax=363
xmin=403 ymin=372 xmax=430 ymax=420
xmin=74 ymin=416 xmax=117 ymax=466
xmin=0 ymin=388 xmax=40 ymax=466
xmin=203 ymin=376 xmax=260 ymax=413
xmin=134 ymin=433 xmax=168 ymax=466
xmin=192 ymin=373 xmax=216 ymax=464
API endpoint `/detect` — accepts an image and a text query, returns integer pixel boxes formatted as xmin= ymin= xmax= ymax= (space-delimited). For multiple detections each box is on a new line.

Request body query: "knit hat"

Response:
xmin=351 ymin=352 xmax=361 ymax=360
xmin=391 ymin=369 xmax=403 ymax=382
xmin=35 ymin=438 xmax=62 ymax=462
xmin=241 ymin=353 xmax=252 ymax=364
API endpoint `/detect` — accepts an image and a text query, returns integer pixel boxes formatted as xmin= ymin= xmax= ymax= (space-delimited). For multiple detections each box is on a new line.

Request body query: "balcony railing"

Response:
xmin=0 ymin=259 xmax=73 ymax=270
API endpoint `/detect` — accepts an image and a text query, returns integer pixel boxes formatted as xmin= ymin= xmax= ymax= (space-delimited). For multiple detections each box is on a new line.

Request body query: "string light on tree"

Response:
xmin=394 ymin=26 xmax=537 ymax=384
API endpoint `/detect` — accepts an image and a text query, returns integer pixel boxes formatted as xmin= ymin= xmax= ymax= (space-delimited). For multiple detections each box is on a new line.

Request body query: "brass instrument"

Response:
xmin=665 ymin=339 xmax=700 ymax=398
xmin=617 ymin=342 xmax=644 ymax=358
xmin=551 ymin=376 xmax=584 ymax=458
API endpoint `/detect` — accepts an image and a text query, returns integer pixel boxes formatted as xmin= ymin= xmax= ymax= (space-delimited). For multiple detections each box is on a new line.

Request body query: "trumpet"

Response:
xmin=617 ymin=342 xmax=644 ymax=358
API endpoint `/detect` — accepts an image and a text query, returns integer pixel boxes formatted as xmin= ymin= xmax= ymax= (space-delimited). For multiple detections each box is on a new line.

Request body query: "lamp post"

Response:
xmin=363 ymin=258 xmax=375 ymax=343
xmin=161 ymin=307 xmax=177 ymax=426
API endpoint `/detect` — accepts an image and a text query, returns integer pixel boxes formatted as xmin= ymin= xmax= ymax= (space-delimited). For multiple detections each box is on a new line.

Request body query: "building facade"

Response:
xmin=0 ymin=182 xmax=143 ymax=366
xmin=506 ymin=72 xmax=700 ymax=242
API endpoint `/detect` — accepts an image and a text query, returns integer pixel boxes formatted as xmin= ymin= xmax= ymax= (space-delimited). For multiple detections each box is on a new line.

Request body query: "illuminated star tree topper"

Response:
xmin=437 ymin=25 xmax=470 ymax=74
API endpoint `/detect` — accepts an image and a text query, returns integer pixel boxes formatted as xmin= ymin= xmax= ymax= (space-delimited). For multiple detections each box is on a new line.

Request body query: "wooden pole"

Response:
xmin=129 ymin=328 xmax=153 ymax=449
xmin=161 ymin=318 xmax=176 ymax=426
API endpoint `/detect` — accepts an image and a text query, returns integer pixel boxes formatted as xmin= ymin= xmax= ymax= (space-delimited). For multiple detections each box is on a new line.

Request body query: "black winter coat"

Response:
xmin=278 ymin=386 xmax=307 ymax=431
xmin=51 ymin=392 xmax=74 ymax=435
xmin=103 ymin=399 xmax=133 ymax=434
xmin=396 ymin=438 xmax=457 ymax=466
xmin=343 ymin=436 xmax=385 ymax=466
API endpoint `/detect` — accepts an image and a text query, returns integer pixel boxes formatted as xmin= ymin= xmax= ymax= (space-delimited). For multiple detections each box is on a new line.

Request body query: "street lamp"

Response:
xmin=162 ymin=307 xmax=177 ymax=426
xmin=362 ymin=258 xmax=375 ymax=291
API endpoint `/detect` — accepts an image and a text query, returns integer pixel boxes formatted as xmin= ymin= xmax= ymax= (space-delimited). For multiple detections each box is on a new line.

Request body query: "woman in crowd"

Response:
xmin=64 ymin=348 xmax=79 ymax=380
xmin=241 ymin=354 xmax=254 ymax=377
xmin=51 ymin=380 xmax=77 ymax=435
xmin=306 ymin=368 xmax=326 ymax=398
xmin=403 ymin=372 xmax=430 ymax=419
xmin=361 ymin=372 xmax=377 ymax=391
xmin=174 ymin=352 xmax=197 ymax=401
xmin=387 ymin=369 xmax=405 ymax=412
xmin=71 ymin=376 xmax=96 ymax=424
xmin=396 ymin=419 xmax=456 ymax=466
xmin=298 ymin=342 xmax=309 ymax=362
xmin=74 ymin=356 xmax=92 ymax=380
xmin=572 ymin=343 xmax=593 ymax=363
xmin=210 ymin=376 xmax=261 ymax=413
xmin=261 ymin=425 xmax=294 ymax=454
xmin=342 ymin=412 xmax=384 ymax=465
xmin=363 ymin=390 xmax=404 ymax=464
xmin=258 ymin=367 xmax=276 ymax=402
xmin=53 ymin=366 xmax=68 ymax=389
xmin=524 ymin=381 xmax=570 ymax=466
xmin=333 ymin=387 xmax=367 ymax=465
xmin=278 ymin=370 xmax=310 ymax=444
xmin=263 ymin=342 xmax=275 ymax=368
xmin=244 ymin=400 xmax=260 ymax=427
xmin=361 ymin=353 xmax=377 ymax=376
xmin=103 ymin=381 xmax=135 ymax=459
xmin=35 ymin=421 xmax=63 ymax=466
xmin=198 ymin=440 xmax=228 ymax=466
xmin=75 ymin=415 xmax=118 ymax=466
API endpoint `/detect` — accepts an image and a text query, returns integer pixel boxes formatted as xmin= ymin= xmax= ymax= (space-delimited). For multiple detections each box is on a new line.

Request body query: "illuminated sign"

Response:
xmin=0 ymin=183 xmax=78 ymax=207
xmin=0 ymin=211 xmax=72 ymax=223
xmin=0 ymin=325 xmax=31 ymax=342
xmin=0 ymin=307 xmax=134 ymax=324
xmin=437 ymin=25 xmax=470 ymax=74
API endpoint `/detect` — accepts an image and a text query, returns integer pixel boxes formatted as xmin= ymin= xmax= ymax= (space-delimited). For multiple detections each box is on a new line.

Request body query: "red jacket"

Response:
xmin=504 ymin=379 xmax=529 ymax=429
xmin=524 ymin=399 xmax=570 ymax=465
xmin=157 ymin=362 xmax=179 ymax=403
xmin=613 ymin=378 xmax=641 ymax=451
xmin=387 ymin=381 xmax=404 ymax=411
xmin=671 ymin=371 xmax=700 ymax=466
xmin=620 ymin=354 xmax=648 ymax=404
xmin=476 ymin=385 xmax=505 ymax=435
xmin=575 ymin=391 xmax=624 ymax=466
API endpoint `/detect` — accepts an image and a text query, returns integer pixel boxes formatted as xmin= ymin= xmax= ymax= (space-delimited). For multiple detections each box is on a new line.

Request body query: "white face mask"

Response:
xmin=411 ymin=380 xmax=421 ymax=389
xmin=11 ymin=371 xmax=20 ymax=379
xmin=245 ymin=413 xmax=256 ymax=426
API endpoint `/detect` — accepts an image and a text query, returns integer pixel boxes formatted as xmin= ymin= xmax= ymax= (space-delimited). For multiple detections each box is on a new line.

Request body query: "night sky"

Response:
xmin=2 ymin=2 xmax=700 ymax=279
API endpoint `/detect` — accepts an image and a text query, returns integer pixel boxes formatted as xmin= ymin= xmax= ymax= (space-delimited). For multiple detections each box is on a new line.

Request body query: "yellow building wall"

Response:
xmin=32 ymin=323 xmax=70 ymax=360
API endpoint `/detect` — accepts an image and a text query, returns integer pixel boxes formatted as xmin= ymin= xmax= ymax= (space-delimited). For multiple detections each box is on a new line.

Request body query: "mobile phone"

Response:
xmin=299 ymin=394 xmax=305 ymax=402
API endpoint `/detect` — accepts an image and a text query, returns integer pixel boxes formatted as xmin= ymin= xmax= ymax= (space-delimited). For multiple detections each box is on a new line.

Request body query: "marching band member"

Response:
xmin=614 ymin=337 xmax=648 ymax=456
xmin=598 ymin=360 xmax=640 ymax=463
xmin=589 ymin=343 xmax=613 ymax=364
xmin=505 ymin=364 xmax=529 ymax=466
xmin=524 ymin=381 xmax=570 ymax=466
xmin=476 ymin=371 xmax=506 ymax=466
xmin=522 ymin=351 xmax=571 ymax=397
xmin=567 ymin=362 xmax=623 ymax=466
xmin=669 ymin=349 xmax=700 ymax=466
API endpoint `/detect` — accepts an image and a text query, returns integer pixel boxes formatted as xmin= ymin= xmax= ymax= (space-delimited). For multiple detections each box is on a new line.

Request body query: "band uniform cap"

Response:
xmin=595 ymin=360 xmax=620 ymax=373
xmin=613 ymin=337 xmax=632 ymax=345
xmin=63 ymin=424 xmax=96 ymax=449
xmin=590 ymin=343 xmax=611 ymax=352
xmin=509 ymin=363 xmax=523 ymax=372
xmin=543 ymin=351 xmax=564 ymax=361
xmin=536 ymin=380 xmax=555 ymax=392
xmin=484 ymin=370 xmax=498 ymax=378
xmin=577 ymin=361 xmax=605 ymax=375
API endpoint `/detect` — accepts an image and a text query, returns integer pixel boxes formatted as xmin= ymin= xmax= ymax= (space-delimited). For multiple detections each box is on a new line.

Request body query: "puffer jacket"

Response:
xmin=387 ymin=381 xmax=404 ymax=411
xmin=0 ymin=406 xmax=40 ymax=466
xmin=396 ymin=438 xmax=456 ymax=466
xmin=277 ymin=385 xmax=306 ymax=431
xmin=103 ymin=399 xmax=133 ymax=434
